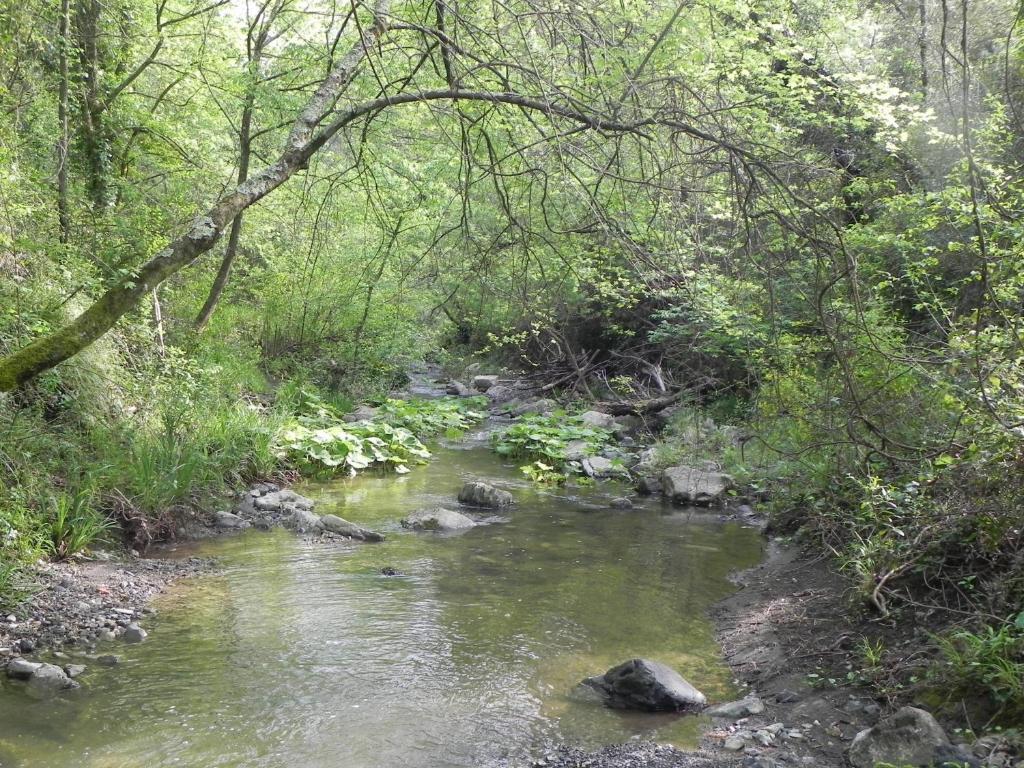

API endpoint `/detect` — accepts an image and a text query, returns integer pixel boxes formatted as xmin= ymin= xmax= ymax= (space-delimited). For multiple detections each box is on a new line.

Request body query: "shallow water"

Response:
xmin=0 ymin=432 xmax=763 ymax=768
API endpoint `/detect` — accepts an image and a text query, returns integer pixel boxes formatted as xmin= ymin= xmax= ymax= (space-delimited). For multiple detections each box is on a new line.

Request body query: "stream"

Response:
xmin=0 ymin=424 xmax=764 ymax=768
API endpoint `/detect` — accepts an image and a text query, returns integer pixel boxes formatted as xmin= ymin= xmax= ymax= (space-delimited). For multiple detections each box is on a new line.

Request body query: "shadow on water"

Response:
xmin=0 ymin=439 xmax=764 ymax=768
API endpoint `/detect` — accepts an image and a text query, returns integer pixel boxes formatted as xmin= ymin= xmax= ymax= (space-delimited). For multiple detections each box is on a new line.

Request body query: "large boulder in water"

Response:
xmin=848 ymin=707 xmax=957 ymax=768
xmin=661 ymin=466 xmax=732 ymax=506
xmin=580 ymin=658 xmax=706 ymax=712
xmin=402 ymin=507 xmax=477 ymax=532
xmin=458 ymin=481 xmax=514 ymax=508
xmin=316 ymin=514 xmax=384 ymax=542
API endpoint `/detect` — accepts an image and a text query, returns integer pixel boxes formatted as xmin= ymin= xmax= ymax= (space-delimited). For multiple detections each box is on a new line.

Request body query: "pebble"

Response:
xmin=724 ymin=735 xmax=747 ymax=751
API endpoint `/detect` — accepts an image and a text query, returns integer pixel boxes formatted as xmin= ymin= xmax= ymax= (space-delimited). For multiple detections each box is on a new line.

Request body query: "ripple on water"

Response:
xmin=0 ymin=444 xmax=764 ymax=768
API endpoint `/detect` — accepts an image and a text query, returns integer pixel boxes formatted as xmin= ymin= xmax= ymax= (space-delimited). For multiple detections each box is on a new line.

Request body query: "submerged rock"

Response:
xmin=580 ymin=658 xmax=706 ymax=712
xmin=635 ymin=476 xmax=662 ymax=495
xmin=402 ymin=507 xmax=477 ymax=531
xmin=446 ymin=380 xmax=472 ymax=397
xmin=122 ymin=624 xmax=147 ymax=644
xmin=26 ymin=663 xmax=78 ymax=694
xmin=6 ymin=658 xmax=41 ymax=679
xmin=316 ymin=514 xmax=384 ymax=542
xmin=609 ymin=497 xmax=634 ymax=510
xmin=661 ymin=466 xmax=732 ymax=505
xmin=458 ymin=481 xmax=514 ymax=508
xmin=848 ymin=707 xmax=953 ymax=768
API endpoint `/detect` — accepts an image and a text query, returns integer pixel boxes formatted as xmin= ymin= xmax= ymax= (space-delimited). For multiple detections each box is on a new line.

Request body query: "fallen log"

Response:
xmin=594 ymin=392 xmax=682 ymax=416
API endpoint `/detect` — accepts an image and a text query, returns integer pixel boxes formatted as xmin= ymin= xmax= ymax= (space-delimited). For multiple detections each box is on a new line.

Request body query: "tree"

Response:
xmin=0 ymin=0 xmax=749 ymax=391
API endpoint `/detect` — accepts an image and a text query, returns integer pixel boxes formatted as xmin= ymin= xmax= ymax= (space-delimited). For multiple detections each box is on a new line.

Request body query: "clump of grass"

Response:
xmin=935 ymin=614 xmax=1024 ymax=721
xmin=47 ymin=486 xmax=112 ymax=559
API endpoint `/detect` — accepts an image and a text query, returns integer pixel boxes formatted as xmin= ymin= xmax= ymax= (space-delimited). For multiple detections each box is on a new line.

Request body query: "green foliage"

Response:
xmin=275 ymin=420 xmax=431 ymax=477
xmin=273 ymin=392 xmax=488 ymax=477
xmin=373 ymin=397 xmax=487 ymax=436
xmin=46 ymin=486 xmax=111 ymax=559
xmin=936 ymin=614 xmax=1024 ymax=719
xmin=491 ymin=414 xmax=617 ymax=483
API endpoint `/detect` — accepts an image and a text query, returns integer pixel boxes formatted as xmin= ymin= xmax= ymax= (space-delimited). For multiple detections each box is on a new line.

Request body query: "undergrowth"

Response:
xmin=491 ymin=413 xmax=618 ymax=484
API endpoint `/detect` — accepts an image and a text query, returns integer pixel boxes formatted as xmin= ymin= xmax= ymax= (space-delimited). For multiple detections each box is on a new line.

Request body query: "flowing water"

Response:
xmin=0 ymin=428 xmax=764 ymax=768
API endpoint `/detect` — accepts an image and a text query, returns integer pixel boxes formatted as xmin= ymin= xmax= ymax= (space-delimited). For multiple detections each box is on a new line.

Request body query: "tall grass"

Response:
xmin=47 ymin=486 xmax=111 ymax=559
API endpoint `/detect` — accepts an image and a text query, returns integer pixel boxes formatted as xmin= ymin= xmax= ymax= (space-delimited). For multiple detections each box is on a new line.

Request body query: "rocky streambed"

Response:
xmin=2 ymin=371 xmax=1006 ymax=768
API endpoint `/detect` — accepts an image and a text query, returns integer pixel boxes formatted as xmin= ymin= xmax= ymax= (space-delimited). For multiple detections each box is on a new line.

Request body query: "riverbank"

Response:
xmin=2 ymin=375 xmax=1015 ymax=768
xmin=0 ymin=552 xmax=210 ymax=662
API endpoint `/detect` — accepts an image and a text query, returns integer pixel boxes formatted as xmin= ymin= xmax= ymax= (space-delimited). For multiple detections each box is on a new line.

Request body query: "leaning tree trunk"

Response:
xmin=0 ymin=1 xmax=393 ymax=391
xmin=0 ymin=0 xmax=693 ymax=392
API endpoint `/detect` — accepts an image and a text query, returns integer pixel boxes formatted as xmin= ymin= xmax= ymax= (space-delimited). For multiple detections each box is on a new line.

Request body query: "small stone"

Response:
xmin=213 ymin=510 xmax=249 ymax=529
xmin=724 ymin=736 xmax=747 ymax=751
xmin=122 ymin=624 xmax=148 ymax=643
xmin=754 ymin=730 xmax=774 ymax=746
xmin=65 ymin=664 xmax=86 ymax=678
xmin=706 ymin=696 xmax=766 ymax=719
xmin=609 ymin=497 xmax=633 ymax=509
xmin=579 ymin=410 xmax=616 ymax=429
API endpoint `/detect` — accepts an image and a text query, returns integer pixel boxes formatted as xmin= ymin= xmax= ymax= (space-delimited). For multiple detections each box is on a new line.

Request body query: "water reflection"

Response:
xmin=0 ymin=445 xmax=763 ymax=768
